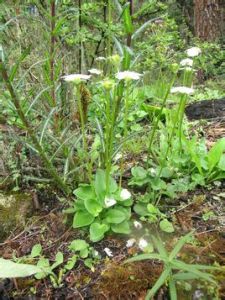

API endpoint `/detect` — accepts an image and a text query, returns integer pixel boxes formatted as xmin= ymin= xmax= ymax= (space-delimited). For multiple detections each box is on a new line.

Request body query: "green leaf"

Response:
xmin=64 ymin=255 xmax=77 ymax=271
xmin=74 ymin=184 xmax=95 ymax=201
xmin=169 ymin=278 xmax=177 ymax=300
xmin=69 ymin=239 xmax=89 ymax=252
xmin=147 ymin=204 xmax=160 ymax=215
xmin=94 ymin=169 xmax=106 ymax=202
xmin=105 ymin=209 xmax=127 ymax=224
xmin=73 ymin=211 xmax=95 ymax=228
xmin=134 ymin=203 xmax=149 ymax=216
xmin=159 ymin=219 xmax=175 ymax=233
xmin=51 ymin=252 xmax=64 ymax=270
xmin=90 ymin=223 xmax=109 ymax=242
xmin=31 ymin=244 xmax=42 ymax=258
xmin=151 ymin=236 xmax=168 ymax=258
xmin=171 ymin=260 xmax=216 ymax=284
xmin=218 ymin=154 xmax=225 ymax=171
xmin=146 ymin=268 xmax=171 ymax=300
xmin=80 ymin=248 xmax=89 ymax=259
xmin=123 ymin=3 xmax=133 ymax=35
xmin=173 ymin=272 xmax=204 ymax=281
xmin=0 ymin=258 xmax=42 ymax=278
xmin=111 ymin=220 xmax=130 ymax=234
xmin=208 ymin=138 xmax=225 ymax=173
xmin=84 ymin=198 xmax=102 ymax=217
xmin=35 ymin=258 xmax=51 ymax=279
xmin=169 ymin=231 xmax=193 ymax=260
xmin=125 ymin=253 xmax=162 ymax=264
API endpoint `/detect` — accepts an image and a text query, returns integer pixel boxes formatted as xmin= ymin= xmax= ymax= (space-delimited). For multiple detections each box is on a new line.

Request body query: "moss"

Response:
xmin=0 ymin=192 xmax=33 ymax=242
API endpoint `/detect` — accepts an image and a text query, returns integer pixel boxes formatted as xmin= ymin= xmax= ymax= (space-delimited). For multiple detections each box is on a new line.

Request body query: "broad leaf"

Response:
xmin=105 ymin=209 xmax=127 ymax=224
xmin=73 ymin=211 xmax=95 ymax=228
xmin=74 ymin=184 xmax=95 ymax=201
xmin=69 ymin=239 xmax=88 ymax=252
xmin=111 ymin=220 xmax=130 ymax=234
xmin=208 ymin=138 xmax=225 ymax=173
xmin=159 ymin=219 xmax=174 ymax=233
xmin=84 ymin=198 xmax=102 ymax=217
xmin=0 ymin=258 xmax=42 ymax=278
xmin=90 ymin=223 xmax=109 ymax=242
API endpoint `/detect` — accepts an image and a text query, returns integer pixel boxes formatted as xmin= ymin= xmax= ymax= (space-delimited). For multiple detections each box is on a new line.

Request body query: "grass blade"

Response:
xmin=124 ymin=253 xmax=162 ymax=264
xmin=145 ymin=267 xmax=171 ymax=300
xmin=169 ymin=278 xmax=177 ymax=300
xmin=169 ymin=231 xmax=193 ymax=260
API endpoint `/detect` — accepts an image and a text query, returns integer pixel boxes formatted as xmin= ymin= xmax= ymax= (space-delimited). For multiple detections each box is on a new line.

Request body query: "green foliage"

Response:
xmin=68 ymin=169 xmax=132 ymax=241
xmin=125 ymin=232 xmax=220 ymax=299
xmin=0 ymin=258 xmax=42 ymax=278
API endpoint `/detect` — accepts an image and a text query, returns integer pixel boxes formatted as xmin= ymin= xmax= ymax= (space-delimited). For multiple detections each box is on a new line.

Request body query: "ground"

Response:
xmin=0 ymin=100 xmax=225 ymax=300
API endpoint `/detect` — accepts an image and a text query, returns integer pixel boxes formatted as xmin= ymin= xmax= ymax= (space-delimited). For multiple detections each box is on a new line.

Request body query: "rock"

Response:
xmin=0 ymin=193 xmax=33 ymax=242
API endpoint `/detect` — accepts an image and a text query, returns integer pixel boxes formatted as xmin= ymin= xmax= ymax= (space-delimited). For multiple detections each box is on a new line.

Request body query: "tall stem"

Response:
xmin=105 ymin=90 xmax=111 ymax=193
xmin=119 ymin=82 xmax=129 ymax=187
xmin=78 ymin=0 xmax=82 ymax=73
xmin=50 ymin=0 xmax=58 ymax=130
xmin=107 ymin=0 xmax=112 ymax=56
xmin=76 ymin=85 xmax=91 ymax=182
xmin=127 ymin=0 xmax=133 ymax=47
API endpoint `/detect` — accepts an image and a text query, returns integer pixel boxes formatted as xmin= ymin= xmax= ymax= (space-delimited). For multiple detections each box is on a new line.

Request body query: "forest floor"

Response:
xmin=0 ymin=100 xmax=225 ymax=300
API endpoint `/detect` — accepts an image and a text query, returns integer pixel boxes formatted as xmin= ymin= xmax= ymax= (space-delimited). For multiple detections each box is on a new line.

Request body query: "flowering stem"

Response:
xmin=119 ymin=81 xmax=129 ymax=187
xmin=76 ymin=85 xmax=91 ymax=182
xmin=105 ymin=90 xmax=111 ymax=194
xmin=178 ymin=70 xmax=193 ymax=149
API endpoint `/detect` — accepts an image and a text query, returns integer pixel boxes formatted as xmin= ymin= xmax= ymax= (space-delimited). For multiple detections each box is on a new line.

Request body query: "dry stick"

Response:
xmin=0 ymin=59 xmax=71 ymax=195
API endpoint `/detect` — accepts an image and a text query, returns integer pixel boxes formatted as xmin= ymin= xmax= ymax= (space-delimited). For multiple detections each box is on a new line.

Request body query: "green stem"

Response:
xmin=119 ymin=81 xmax=129 ymax=187
xmin=105 ymin=90 xmax=111 ymax=194
xmin=76 ymin=85 xmax=91 ymax=182
xmin=0 ymin=59 xmax=70 ymax=195
xmin=147 ymin=73 xmax=177 ymax=167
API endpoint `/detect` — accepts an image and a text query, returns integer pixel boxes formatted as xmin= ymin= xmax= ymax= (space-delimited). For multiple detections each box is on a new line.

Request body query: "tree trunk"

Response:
xmin=194 ymin=0 xmax=224 ymax=41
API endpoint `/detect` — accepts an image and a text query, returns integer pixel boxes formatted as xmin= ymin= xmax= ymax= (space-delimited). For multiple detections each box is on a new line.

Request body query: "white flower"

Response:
xmin=96 ymin=56 xmax=106 ymax=61
xmin=171 ymin=86 xmax=194 ymax=95
xmin=88 ymin=68 xmax=102 ymax=75
xmin=126 ymin=238 xmax=136 ymax=248
xmin=104 ymin=247 xmax=113 ymax=257
xmin=186 ymin=47 xmax=201 ymax=57
xmin=120 ymin=189 xmax=131 ymax=200
xmin=104 ymin=196 xmax=116 ymax=208
xmin=138 ymin=238 xmax=148 ymax=250
xmin=134 ymin=220 xmax=143 ymax=229
xmin=62 ymin=74 xmax=91 ymax=84
xmin=116 ymin=71 xmax=142 ymax=81
xmin=180 ymin=58 xmax=193 ymax=67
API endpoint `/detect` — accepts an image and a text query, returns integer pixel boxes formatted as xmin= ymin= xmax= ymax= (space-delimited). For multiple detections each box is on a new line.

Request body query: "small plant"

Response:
xmin=68 ymin=239 xmax=100 ymax=270
xmin=67 ymin=169 xmax=133 ymax=242
xmin=125 ymin=232 xmax=220 ymax=300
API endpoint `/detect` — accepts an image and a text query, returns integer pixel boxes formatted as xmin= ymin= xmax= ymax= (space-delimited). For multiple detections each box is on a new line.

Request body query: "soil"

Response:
xmin=0 ymin=184 xmax=224 ymax=300
xmin=1 ymin=99 xmax=225 ymax=299
xmin=185 ymin=98 xmax=225 ymax=120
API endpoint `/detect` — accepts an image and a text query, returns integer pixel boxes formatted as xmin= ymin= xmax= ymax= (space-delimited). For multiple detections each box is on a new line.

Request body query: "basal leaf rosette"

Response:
xmin=72 ymin=170 xmax=133 ymax=242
